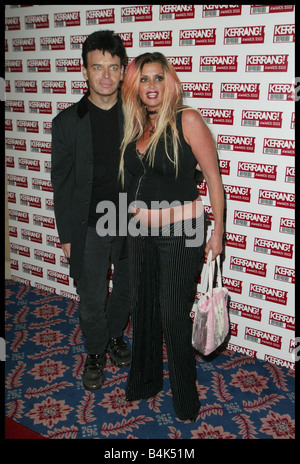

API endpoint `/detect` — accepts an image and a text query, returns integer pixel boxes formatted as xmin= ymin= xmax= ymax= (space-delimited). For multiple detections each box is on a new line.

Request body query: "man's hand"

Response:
xmin=62 ymin=243 xmax=71 ymax=259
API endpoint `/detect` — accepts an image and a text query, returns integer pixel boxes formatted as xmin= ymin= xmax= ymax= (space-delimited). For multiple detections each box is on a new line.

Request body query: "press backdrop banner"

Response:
xmin=5 ymin=4 xmax=295 ymax=368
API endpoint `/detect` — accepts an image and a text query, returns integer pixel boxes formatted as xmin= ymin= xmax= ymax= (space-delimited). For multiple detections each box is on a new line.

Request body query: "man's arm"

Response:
xmin=51 ymin=115 xmax=75 ymax=248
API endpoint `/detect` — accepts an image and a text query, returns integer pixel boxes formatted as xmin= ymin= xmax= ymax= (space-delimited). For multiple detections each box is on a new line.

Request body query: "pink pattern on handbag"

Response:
xmin=192 ymin=251 xmax=229 ymax=356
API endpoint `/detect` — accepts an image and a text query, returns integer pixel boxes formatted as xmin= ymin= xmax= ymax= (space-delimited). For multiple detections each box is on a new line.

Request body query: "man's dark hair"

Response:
xmin=82 ymin=30 xmax=126 ymax=68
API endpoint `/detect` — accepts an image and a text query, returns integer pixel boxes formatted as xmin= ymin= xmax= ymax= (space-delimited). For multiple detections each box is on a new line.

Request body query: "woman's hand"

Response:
xmin=205 ymin=231 xmax=223 ymax=261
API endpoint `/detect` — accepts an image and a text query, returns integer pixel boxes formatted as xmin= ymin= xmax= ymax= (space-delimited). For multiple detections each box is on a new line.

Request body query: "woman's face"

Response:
xmin=138 ymin=61 xmax=165 ymax=112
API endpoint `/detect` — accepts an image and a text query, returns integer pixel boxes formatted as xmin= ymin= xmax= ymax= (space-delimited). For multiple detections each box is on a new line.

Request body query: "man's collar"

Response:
xmin=77 ymin=90 xmax=122 ymax=119
xmin=77 ymin=90 xmax=90 ymax=119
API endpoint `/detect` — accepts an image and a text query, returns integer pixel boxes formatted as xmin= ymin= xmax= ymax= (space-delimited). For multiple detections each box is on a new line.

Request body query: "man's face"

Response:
xmin=82 ymin=49 xmax=124 ymax=99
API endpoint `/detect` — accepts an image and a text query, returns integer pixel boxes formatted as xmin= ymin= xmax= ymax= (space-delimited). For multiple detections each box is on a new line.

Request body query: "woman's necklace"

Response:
xmin=146 ymin=109 xmax=158 ymax=137
xmin=148 ymin=118 xmax=155 ymax=136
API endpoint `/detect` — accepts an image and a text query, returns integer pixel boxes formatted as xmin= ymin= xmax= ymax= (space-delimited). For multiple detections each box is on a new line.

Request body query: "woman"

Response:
xmin=120 ymin=52 xmax=224 ymax=421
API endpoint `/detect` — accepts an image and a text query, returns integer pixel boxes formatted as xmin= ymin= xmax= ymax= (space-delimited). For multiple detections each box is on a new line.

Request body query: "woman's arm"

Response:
xmin=182 ymin=109 xmax=225 ymax=260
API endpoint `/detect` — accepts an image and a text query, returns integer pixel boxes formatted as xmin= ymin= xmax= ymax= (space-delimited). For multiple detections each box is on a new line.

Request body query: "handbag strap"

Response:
xmin=200 ymin=251 xmax=223 ymax=296
xmin=200 ymin=250 xmax=214 ymax=296
xmin=215 ymin=255 xmax=223 ymax=289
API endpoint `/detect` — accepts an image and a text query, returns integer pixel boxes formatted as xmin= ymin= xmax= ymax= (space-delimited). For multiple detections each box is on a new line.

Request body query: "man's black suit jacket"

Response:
xmin=51 ymin=91 xmax=129 ymax=280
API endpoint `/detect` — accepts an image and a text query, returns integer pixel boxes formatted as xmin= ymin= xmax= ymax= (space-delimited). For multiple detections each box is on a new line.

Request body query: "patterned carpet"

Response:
xmin=5 ymin=279 xmax=295 ymax=440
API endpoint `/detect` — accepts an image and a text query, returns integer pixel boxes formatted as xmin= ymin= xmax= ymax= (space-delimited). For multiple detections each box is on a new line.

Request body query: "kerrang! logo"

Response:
xmin=220 ymin=82 xmax=260 ymax=100
xmin=203 ymin=5 xmax=242 ymax=17
xmin=20 ymin=194 xmax=41 ymax=208
xmin=182 ymin=82 xmax=213 ymax=98
xmin=274 ymin=24 xmax=295 ymax=43
xmin=230 ymin=256 xmax=267 ymax=277
xmin=258 ymin=189 xmax=295 ymax=209
xmin=42 ymin=81 xmax=66 ymax=94
xmin=12 ymin=37 xmax=36 ymax=51
xmin=17 ymin=120 xmax=39 ymax=133
xmin=23 ymin=262 xmax=43 ymax=277
xmin=11 ymin=243 xmax=30 ymax=257
xmin=245 ymin=326 xmax=282 ymax=349
xmin=254 ymin=237 xmax=294 ymax=259
xmin=54 ymin=11 xmax=80 ymax=27
xmin=27 ymin=59 xmax=51 ymax=72
xmin=245 ymin=54 xmax=288 ymax=72
xmin=268 ymin=83 xmax=295 ymax=101
xmin=19 ymin=158 xmax=40 ymax=170
xmin=234 ymin=210 xmax=272 ymax=230
xmin=241 ymin=110 xmax=282 ymax=128
xmin=55 ymin=59 xmax=81 ymax=72
xmin=180 ymin=28 xmax=216 ymax=45
xmin=225 ymin=231 xmax=247 ymax=249
xmin=6 ymin=100 xmax=25 ymax=112
xmin=46 ymin=234 xmax=61 ymax=247
xmin=229 ymin=301 xmax=262 ymax=322
xmin=29 ymin=101 xmax=52 ymax=114
xmin=249 ymin=283 xmax=288 ymax=305
xmin=224 ymin=26 xmax=265 ymax=44
xmin=167 ymin=56 xmax=192 ymax=72
xmin=8 ymin=174 xmax=27 ymax=187
xmin=263 ymin=138 xmax=295 ymax=156
xmin=21 ymin=229 xmax=42 ymax=243
xmin=217 ymin=134 xmax=255 ymax=152
xmin=31 ymin=140 xmax=51 ymax=153
xmin=224 ymin=185 xmax=251 ymax=202
xmin=25 ymin=14 xmax=49 ymax=28
xmin=275 ymin=265 xmax=295 ymax=283
xmin=6 ymin=189 xmax=15 ymax=203
xmin=160 ymin=4 xmax=195 ymax=19
xmin=47 ymin=269 xmax=69 ymax=285
xmin=227 ymin=343 xmax=257 ymax=358
xmin=40 ymin=36 xmax=65 ymax=50
xmin=200 ymin=55 xmax=238 ymax=72
xmin=280 ymin=217 xmax=295 ymax=235
xmin=5 ymin=60 xmax=23 ymax=72
xmin=117 ymin=33 xmax=133 ymax=47
xmin=34 ymin=249 xmax=56 ymax=264
xmin=121 ymin=5 xmax=152 ymax=22
xmin=237 ymin=162 xmax=277 ymax=181
xmin=200 ymin=108 xmax=234 ymax=125
xmin=5 ymin=16 xmax=21 ymax=31
xmin=140 ymin=31 xmax=172 ymax=47
xmin=222 ymin=276 xmax=243 ymax=294
xmin=9 ymin=209 xmax=30 ymax=223
xmin=6 ymin=138 xmax=26 ymax=151
xmin=86 ymin=9 xmax=115 ymax=24
xmin=265 ymin=354 xmax=294 ymax=370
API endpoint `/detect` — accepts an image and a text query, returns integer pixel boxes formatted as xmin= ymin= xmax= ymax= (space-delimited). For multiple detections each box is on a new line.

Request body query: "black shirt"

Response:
xmin=124 ymin=111 xmax=199 ymax=210
xmin=87 ymin=99 xmax=122 ymax=228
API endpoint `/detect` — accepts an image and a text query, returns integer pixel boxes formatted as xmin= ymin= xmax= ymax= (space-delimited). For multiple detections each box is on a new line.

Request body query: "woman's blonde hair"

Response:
xmin=119 ymin=52 xmax=184 ymax=185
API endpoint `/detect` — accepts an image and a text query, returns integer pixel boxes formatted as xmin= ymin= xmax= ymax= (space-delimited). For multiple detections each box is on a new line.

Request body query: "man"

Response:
xmin=51 ymin=30 xmax=131 ymax=391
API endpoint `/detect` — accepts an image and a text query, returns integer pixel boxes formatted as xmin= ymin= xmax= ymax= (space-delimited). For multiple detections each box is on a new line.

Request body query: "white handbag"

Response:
xmin=192 ymin=251 xmax=229 ymax=356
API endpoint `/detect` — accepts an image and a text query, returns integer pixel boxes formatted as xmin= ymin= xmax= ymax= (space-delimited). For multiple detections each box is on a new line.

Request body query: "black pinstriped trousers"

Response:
xmin=126 ymin=217 xmax=204 ymax=421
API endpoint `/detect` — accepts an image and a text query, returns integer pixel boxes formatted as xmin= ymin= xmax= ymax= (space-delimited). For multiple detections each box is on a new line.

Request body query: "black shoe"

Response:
xmin=107 ymin=337 xmax=131 ymax=367
xmin=83 ymin=353 xmax=106 ymax=391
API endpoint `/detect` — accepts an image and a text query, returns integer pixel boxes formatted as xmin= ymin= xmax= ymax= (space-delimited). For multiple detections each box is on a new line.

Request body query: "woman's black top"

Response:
xmin=124 ymin=111 xmax=200 ymax=210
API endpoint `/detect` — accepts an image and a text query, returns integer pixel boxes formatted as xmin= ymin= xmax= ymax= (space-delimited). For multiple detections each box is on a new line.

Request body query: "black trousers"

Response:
xmin=76 ymin=227 xmax=130 ymax=354
xmin=126 ymin=217 xmax=204 ymax=420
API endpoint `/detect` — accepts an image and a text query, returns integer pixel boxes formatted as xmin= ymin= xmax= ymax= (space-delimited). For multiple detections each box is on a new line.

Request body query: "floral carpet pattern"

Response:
xmin=5 ymin=280 xmax=295 ymax=439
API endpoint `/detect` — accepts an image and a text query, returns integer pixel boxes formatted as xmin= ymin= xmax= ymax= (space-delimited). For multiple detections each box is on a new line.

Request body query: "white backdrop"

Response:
xmin=5 ymin=4 xmax=295 ymax=368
